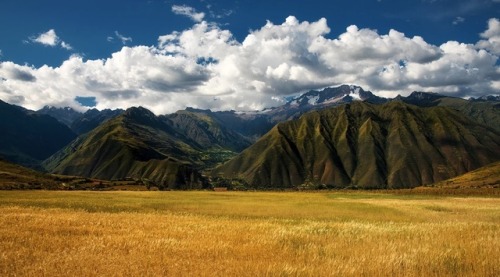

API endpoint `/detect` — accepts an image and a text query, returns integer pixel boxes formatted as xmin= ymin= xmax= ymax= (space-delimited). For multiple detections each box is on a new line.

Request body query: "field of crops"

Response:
xmin=0 ymin=191 xmax=498 ymax=276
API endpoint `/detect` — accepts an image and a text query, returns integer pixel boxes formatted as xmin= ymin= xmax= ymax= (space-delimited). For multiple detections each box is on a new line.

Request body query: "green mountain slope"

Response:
xmin=44 ymin=107 xmax=205 ymax=189
xmin=214 ymin=102 xmax=500 ymax=189
xmin=164 ymin=108 xmax=252 ymax=152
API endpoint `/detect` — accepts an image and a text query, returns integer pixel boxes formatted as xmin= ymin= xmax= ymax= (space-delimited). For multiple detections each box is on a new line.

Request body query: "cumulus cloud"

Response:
xmin=31 ymin=29 xmax=59 ymax=46
xmin=172 ymin=5 xmax=205 ymax=22
xmin=476 ymin=18 xmax=500 ymax=55
xmin=29 ymin=29 xmax=73 ymax=50
xmin=1 ymin=16 xmax=499 ymax=114
xmin=0 ymin=62 xmax=36 ymax=82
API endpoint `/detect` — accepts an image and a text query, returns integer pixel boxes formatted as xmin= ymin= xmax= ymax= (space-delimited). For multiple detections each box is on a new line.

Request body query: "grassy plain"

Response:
xmin=0 ymin=190 xmax=498 ymax=276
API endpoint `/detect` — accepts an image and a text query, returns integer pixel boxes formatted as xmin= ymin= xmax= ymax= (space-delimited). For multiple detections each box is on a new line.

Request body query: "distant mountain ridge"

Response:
xmin=37 ymin=106 xmax=82 ymax=127
xmin=471 ymin=95 xmax=500 ymax=102
xmin=70 ymin=108 xmax=124 ymax=134
xmin=177 ymin=85 xmax=389 ymax=140
xmin=32 ymin=85 xmax=500 ymax=138
xmin=397 ymin=91 xmax=500 ymax=132
xmin=285 ymin=85 xmax=387 ymax=107
xmin=36 ymin=106 xmax=124 ymax=135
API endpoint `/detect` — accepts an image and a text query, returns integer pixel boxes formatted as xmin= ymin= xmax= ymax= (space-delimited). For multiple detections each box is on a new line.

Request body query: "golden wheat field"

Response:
xmin=0 ymin=190 xmax=498 ymax=276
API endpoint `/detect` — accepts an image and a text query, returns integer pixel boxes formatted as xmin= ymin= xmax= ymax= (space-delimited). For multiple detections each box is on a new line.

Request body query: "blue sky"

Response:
xmin=1 ymin=0 xmax=498 ymax=66
xmin=0 ymin=0 xmax=499 ymax=113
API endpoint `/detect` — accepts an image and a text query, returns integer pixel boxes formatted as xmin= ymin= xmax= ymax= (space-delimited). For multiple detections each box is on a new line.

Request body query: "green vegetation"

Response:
xmin=166 ymin=108 xmax=252 ymax=152
xmin=406 ymin=92 xmax=500 ymax=132
xmin=214 ymin=101 xmax=500 ymax=189
xmin=44 ymin=108 xmax=206 ymax=189
xmin=43 ymin=106 xmax=258 ymax=189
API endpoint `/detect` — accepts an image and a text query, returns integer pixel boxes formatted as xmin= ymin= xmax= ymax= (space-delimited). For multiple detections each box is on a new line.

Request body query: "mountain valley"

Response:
xmin=0 ymin=85 xmax=498 ymax=190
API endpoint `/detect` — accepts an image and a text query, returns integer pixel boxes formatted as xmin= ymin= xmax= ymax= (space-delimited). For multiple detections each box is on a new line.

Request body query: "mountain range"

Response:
xmin=0 ymin=85 xmax=498 ymax=189
xmin=214 ymin=101 xmax=500 ymax=188
xmin=37 ymin=106 xmax=124 ymax=135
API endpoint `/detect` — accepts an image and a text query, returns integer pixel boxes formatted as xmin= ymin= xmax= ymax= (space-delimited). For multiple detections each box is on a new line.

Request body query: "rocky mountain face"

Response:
xmin=70 ymin=108 xmax=124 ymax=134
xmin=36 ymin=106 xmax=125 ymax=135
xmin=36 ymin=106 xmax=82 ymax=127
xmin=281 ymin=85 xmax=387 ymax=109
xmin=213 ymin=101 xmax=500 ymax=189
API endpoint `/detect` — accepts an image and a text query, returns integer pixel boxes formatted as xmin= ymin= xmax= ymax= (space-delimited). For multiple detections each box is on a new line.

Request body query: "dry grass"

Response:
xmin=432 ymin=161 xmax=500 ymax=189
xmin=0 ymin=191 xmax=499 ymax=276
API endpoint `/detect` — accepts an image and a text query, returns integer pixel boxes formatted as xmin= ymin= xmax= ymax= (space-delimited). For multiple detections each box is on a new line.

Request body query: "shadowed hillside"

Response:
xmin=214 ymin=101 xmax=500 ymax=189
xmin=0 ymin=100 xmax=77 ymax=169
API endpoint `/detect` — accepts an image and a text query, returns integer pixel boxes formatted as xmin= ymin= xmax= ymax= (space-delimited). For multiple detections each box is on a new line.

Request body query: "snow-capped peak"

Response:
xmin=349 ymin=87 xmax=362 ymax=100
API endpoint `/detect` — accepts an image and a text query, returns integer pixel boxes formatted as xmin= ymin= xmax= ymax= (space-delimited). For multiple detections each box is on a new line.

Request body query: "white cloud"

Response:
xmin=61 ymin=41 xmax=73 ymax=50
xmin=30 ymin=29 xmax=73 ymax=51
xmin=0 ymin=62 xmax=36 ymax=82
xmin=452 ymin=16 xmax=465 ymax=25
xmin=31 ymin=29 xmax=59 ymax=46
xmin=114 ymin=31 xmax=133 ymax=45
xmin=1 ymin=16 xmax=499 ymax=114
xmin=476 ymin=18 xmax=500 ymax=55
xmin=172 ymin=5 xmax=205 ymax=22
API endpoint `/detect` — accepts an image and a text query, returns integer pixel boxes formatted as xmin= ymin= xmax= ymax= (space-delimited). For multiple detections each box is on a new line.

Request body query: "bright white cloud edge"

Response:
xmin=171 ymin=5 xmax=205 ymax=22
xmin=0 ymin=16 xmax=499 ymax=115
xmin=30 ymin=29 xmax=73 ymax=50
